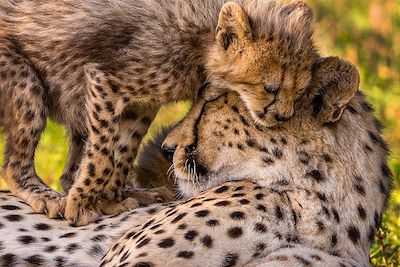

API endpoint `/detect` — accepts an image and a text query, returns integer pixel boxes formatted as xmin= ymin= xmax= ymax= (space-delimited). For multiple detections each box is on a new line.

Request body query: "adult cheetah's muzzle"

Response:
xmin=186 ymin=153 xmax=209 ymax=177
xmin=162 ymin=143 xmax=208 ymax=179
xmin=183 ymin=144 xmax=209 ymax=177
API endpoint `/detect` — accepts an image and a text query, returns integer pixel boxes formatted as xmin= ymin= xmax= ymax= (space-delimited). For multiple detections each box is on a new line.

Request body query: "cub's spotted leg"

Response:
xmin=97 ymin=105 xmax=163 ymax=215
xmin=64 ymin=65 xmax=129 ymax=226
xmin=0 ymin=41 xmax=66 ymax=218
xmin=60 ymin=132 xmax=86 ymax=193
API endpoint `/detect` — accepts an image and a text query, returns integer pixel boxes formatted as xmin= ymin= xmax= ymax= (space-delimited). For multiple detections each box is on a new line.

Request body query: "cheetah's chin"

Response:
xmin=175 ymin=173 xmax=244 ymax=199
xmin=173 ymin=162 xmax=262 ymax=198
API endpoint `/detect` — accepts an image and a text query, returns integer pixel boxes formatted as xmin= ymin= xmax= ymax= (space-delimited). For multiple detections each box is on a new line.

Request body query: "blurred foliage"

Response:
xmin=0 ymin=0 xmax=399 ymax=264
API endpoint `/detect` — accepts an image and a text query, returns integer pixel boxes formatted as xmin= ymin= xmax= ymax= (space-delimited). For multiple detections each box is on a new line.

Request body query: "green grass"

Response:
xmin=0 ymin=121 xmax=69 ymax=190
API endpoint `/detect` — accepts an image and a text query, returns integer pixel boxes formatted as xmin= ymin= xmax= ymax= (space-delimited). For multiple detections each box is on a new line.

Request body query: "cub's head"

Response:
xmin=163 ymin=56 xmax=366 ymax=198
xmin=206 ymin=1 xmax=317 ymax=127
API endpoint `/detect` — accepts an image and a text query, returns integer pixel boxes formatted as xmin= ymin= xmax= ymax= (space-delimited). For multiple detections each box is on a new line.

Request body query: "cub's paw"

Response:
xmin=124 ymin=186 xmax=176 ymax=206
xmin=16 ymin=188 xmax=66 ymax=219
xmin=64 ymin=195 xmax=100 ymax=226
xmin=100 ymin=184 xmax=125 ymax=202
xmin=97 ymin=197 xmax=140 ymax=215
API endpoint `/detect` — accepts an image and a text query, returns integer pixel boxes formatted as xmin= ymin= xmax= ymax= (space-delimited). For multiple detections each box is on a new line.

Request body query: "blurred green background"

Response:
xmin=0 ymin=0 xmax=399 ymax=265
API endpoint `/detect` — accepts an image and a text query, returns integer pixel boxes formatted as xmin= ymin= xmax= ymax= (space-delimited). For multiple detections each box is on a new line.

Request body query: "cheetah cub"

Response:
xmin=1 ymin=0 xmax=317 ymax=225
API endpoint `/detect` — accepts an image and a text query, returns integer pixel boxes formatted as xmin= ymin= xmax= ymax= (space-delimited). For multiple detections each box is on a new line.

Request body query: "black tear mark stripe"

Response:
xmin=188 ymin=93 xmax=228 ymax=151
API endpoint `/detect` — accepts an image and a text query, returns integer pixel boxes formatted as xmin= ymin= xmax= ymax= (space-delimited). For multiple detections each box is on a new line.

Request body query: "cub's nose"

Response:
xmin=274 ymin=113 xmax=290 ymax=122
xmin=161 ymin=144 xmax=176 ymax=163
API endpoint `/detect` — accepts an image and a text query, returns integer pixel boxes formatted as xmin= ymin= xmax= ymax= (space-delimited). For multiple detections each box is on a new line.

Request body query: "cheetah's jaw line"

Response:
xmin=175 ymin=167 xmax=257 ymax=198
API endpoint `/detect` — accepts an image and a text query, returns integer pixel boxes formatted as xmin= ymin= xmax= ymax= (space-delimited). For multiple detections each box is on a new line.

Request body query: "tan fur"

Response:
xmin=0 ymin=0 xmax=328 ymax=226
xmin=207 ymin=1 xmax=318 ymax=127
xmin=102 ymin=61 xmax=388 ymax=265
xmin=0 ymin=70 xmax=390 ymax=266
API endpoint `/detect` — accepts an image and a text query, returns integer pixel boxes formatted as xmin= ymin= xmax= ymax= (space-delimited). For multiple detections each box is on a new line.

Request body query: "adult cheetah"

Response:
xmin=0 ymin=63 xmax=391 ymax=266
xmin=103 ymin=74 xmax=391 ymax=266
xmin=0 ymin=0 xmax=320 ymax=226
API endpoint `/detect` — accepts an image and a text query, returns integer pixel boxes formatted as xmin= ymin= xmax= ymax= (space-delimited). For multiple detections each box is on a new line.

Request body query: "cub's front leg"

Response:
xmin=64 ymin=66 xmax=137 ymax=226
xmin=96 ymin=104 xmax=172 ymax=215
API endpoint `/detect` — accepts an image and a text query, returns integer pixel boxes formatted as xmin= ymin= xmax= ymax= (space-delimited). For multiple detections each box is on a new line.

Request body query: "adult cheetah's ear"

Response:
xmin=216 ymin=2 xmax=252 ymax=51
xmin=312 ymin=57 xmax=360 ymax=124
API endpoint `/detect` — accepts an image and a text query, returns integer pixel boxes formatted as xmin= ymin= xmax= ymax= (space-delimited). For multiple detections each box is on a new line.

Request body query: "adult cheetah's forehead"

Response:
xmin=199 ymin=91 xmax=246 ymax=115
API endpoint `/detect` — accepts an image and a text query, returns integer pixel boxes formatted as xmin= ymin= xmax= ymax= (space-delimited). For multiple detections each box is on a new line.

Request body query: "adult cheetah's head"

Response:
xmin=206 ymin=1 xmax=332 ymax=127
xmin=163 ymin=56 xmax=368 ymax=198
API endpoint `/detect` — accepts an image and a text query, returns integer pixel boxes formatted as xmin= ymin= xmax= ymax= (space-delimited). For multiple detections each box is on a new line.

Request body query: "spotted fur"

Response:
xmin=153 ymin=88 xmax=390 ymax=266
xmin=0 ymin=190 xmax=169 ymax=267
xmin=0 ymin=0 xmax=331 ymax=226
xmin=0 ymin=75 xmax=389 ymax=266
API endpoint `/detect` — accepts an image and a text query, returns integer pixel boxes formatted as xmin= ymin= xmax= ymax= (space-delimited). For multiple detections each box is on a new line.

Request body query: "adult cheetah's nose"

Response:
xmin=161 ymin=144 xmax=176 ymax=163
xmin=274 ymin=113 xmax=290 ymax=122
xmin=184 ymin=144 xmax=196 ymax=154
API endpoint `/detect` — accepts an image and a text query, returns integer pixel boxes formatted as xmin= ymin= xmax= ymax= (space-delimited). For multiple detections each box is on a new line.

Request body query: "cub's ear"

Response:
xmin=216 ymin=2 xmax=252 ymax=51
xmin=312 ymin=57 xmax=360 ymax=124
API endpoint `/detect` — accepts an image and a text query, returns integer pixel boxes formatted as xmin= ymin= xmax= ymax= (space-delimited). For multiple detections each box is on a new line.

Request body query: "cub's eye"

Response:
xmin=263 ymin=85 xmax=279 ymax=93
